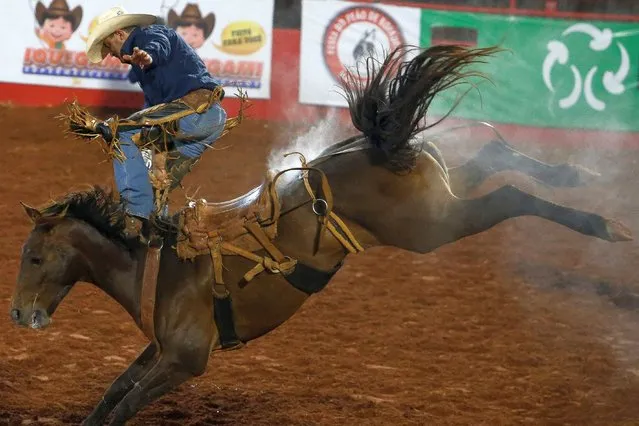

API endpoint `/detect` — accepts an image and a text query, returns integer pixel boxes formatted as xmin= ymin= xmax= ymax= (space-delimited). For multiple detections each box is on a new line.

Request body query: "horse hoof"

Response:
xmin=605 ymin=219 xmax=633 ymax=242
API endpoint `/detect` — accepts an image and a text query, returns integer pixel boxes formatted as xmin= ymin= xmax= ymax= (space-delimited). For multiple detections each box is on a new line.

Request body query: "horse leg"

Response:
xmin=106 ymin=300 xmax=214 ymax=425
xmin=432 ymin=185 xmax=631 ymax=249
xmin=388 ymin=184 xmax=631 ymax=254
xmin=106 ymin=353 xmax=197 ymax=425
xmin=445 ymin=139 xmax=600 ymax=194
xmin=81 ymin=343 xmax=158 ymax=426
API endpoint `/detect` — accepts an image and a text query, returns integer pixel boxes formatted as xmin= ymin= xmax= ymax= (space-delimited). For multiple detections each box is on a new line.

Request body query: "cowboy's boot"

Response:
xmin=166 ymin=150 xmax=201 ymax=191
xmin=123 ymin=214 xmax=148 ymax=244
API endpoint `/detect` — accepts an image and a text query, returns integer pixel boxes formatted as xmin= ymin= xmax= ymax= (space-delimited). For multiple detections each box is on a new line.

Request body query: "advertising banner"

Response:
xmin=0 ymin=0 xmax=274 ymax=99
xmin=299 ymin=0 xmax=422 ymax=107
xmin=419 ymin=10 xmax=639 ymax=132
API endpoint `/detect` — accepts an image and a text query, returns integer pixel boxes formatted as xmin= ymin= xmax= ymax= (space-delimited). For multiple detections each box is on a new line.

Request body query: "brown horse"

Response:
xmin=9 ymin=45 xmax=632 ymax=425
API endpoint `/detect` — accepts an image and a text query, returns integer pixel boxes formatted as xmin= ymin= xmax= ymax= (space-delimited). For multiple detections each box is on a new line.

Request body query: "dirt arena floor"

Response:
xmin=2 ymin=103 xmax=639 ymax=425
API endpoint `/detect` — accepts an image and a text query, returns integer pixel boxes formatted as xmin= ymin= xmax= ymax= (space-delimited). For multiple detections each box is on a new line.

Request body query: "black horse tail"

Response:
xmin=339 ymin=44 xmax=502 ymax=172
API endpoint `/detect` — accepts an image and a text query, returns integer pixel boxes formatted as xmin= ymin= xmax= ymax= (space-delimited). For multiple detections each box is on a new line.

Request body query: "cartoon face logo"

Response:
xmin=167 ymin=3 xmax=215 ymax=50
xmin=35 ymin=0 xmax=83 ymax=50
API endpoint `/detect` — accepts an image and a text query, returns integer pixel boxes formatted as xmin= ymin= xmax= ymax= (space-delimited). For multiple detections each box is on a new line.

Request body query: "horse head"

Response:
xmin=10 ymin=187 xmax=137 ymax=330
xmin=10 ymin=204 xmax=83 ymax=329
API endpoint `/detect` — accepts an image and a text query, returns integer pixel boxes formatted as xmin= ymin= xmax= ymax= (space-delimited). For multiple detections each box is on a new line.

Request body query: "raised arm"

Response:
xmin=123 ymin=29 xmax=171 ymax=70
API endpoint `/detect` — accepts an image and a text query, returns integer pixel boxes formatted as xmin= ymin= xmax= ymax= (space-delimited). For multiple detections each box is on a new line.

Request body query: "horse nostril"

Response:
xmin=32 ymin=310 xmax=42 ymax=324
xmin=10 ymin=309 xmax=21 ymax=322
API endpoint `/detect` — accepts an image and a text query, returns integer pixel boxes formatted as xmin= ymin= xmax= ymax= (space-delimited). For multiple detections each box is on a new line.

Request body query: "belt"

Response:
xmin=179 ymin=87 xmax=225 ymax=113
xmin=124 ymin=86 xmax=225 ymax=126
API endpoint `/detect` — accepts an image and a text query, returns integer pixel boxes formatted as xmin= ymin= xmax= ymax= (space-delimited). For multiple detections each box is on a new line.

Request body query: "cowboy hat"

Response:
xmin=35 ymin=0 xmax=83 ymax=32
xmin=85 ymin=6 xmax=156 ymax=64
xmin=167 ymin=4 xmax=215 ymax=40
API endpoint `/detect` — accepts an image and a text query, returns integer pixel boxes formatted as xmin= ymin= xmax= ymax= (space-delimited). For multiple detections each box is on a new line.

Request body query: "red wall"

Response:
xmin=1 ymin=28 xmax=637 ymax=148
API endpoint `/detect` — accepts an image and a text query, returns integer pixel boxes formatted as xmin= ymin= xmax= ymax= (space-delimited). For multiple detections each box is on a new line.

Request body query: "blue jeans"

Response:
xmin=113 ymin=102 xmax=227 ymax=219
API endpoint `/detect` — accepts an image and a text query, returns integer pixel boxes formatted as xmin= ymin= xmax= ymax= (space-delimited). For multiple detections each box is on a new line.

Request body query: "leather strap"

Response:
xmin=206 ymin=234 xmax=228 ymax=297
xmin=213 ymin=294 xmax=244 ymax=351
xmin=283 ymin=260 xmax=343 ymax=295
xmin=292 ymin=153 xmax=365 ymax=253
xmin=221 ymin=241 xmax=297 ymax=281
xmin=245 ymin=221 xmax=288 ymax=263
xmin=139 ymin=243 xmax=163 ymax=340
xmin=267 ymin=154 xmax=364 ymax=255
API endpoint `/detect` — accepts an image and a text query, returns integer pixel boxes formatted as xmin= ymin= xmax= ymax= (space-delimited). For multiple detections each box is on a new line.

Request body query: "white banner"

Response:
xmin=0 ymin=0 xmax=273 ymax=99
xmin=299 ymin=0 xmax=422 ymax=107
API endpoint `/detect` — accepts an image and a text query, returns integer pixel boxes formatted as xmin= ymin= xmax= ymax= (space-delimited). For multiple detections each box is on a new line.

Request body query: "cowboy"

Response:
xmin=35 ymin=0 xmax=83 ymax=49
xmin=167 ymin=4 xmax=215 ymax=50
xmin=85 ymin=6 xmax=227 ymax=239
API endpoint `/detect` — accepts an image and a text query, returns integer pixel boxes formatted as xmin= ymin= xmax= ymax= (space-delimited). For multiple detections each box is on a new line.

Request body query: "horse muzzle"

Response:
xmin=9 ymin=307 xmax=51 ymax=329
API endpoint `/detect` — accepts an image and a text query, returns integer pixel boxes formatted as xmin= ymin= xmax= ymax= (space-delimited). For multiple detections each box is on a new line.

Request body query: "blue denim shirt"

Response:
xmin=121 ymin=25 xmax=220 ymax=107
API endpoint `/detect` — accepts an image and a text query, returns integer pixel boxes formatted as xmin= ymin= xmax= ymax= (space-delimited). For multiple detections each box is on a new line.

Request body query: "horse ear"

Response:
xmin=20 ymin=201 xmax=42 ymax=223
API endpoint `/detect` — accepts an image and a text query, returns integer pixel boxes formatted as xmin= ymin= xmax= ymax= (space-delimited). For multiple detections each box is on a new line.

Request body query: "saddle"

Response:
xmin=175 ymin=176 xmax=295 ymax=296
xmin=172 ymin=158 xmax=366 ymax=287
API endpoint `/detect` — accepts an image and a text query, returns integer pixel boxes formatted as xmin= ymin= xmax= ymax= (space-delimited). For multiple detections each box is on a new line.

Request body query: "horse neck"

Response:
xmin=71 ymin=221 xmax=142 ymax=322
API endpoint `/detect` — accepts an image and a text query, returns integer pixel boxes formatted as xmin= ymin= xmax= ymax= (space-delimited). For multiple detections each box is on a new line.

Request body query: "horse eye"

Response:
xmin=30 ymin=257 xmax=43 ymax=266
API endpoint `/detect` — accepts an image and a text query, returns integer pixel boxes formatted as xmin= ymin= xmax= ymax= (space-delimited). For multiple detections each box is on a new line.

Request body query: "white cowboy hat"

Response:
xmin=85 ymin=6 xmax=157 ymax=63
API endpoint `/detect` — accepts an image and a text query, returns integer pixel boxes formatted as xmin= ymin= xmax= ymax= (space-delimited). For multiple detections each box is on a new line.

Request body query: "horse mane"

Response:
xmin=338 ymin=43 xmax=502 ymax=173
xmin=35 ymin=185 xmax=133 ymax=248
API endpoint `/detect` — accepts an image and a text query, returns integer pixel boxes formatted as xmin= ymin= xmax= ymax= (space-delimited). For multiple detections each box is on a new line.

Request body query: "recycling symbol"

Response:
xmin=542 ymin=23 xmax=630 ymax=111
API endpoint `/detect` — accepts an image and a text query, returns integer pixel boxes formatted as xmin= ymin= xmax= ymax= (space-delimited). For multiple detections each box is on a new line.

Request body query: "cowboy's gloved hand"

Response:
xmin=95 ymin=121 xmax=113 ymax=143
xmin=68 ymin=118 xmax=112 ymax=142
xmin=122 ymin=47 xmax=153 ymax=70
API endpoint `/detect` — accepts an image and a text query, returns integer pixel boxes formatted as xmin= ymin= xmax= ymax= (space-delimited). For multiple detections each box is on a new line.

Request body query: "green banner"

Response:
xmin=419 ymin=10 xmax=639 ymax=132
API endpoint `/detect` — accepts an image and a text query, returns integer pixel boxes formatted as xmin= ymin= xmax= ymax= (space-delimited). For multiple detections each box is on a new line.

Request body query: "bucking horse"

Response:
xmin=9 ymin=45 xmax=633 ymax=425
